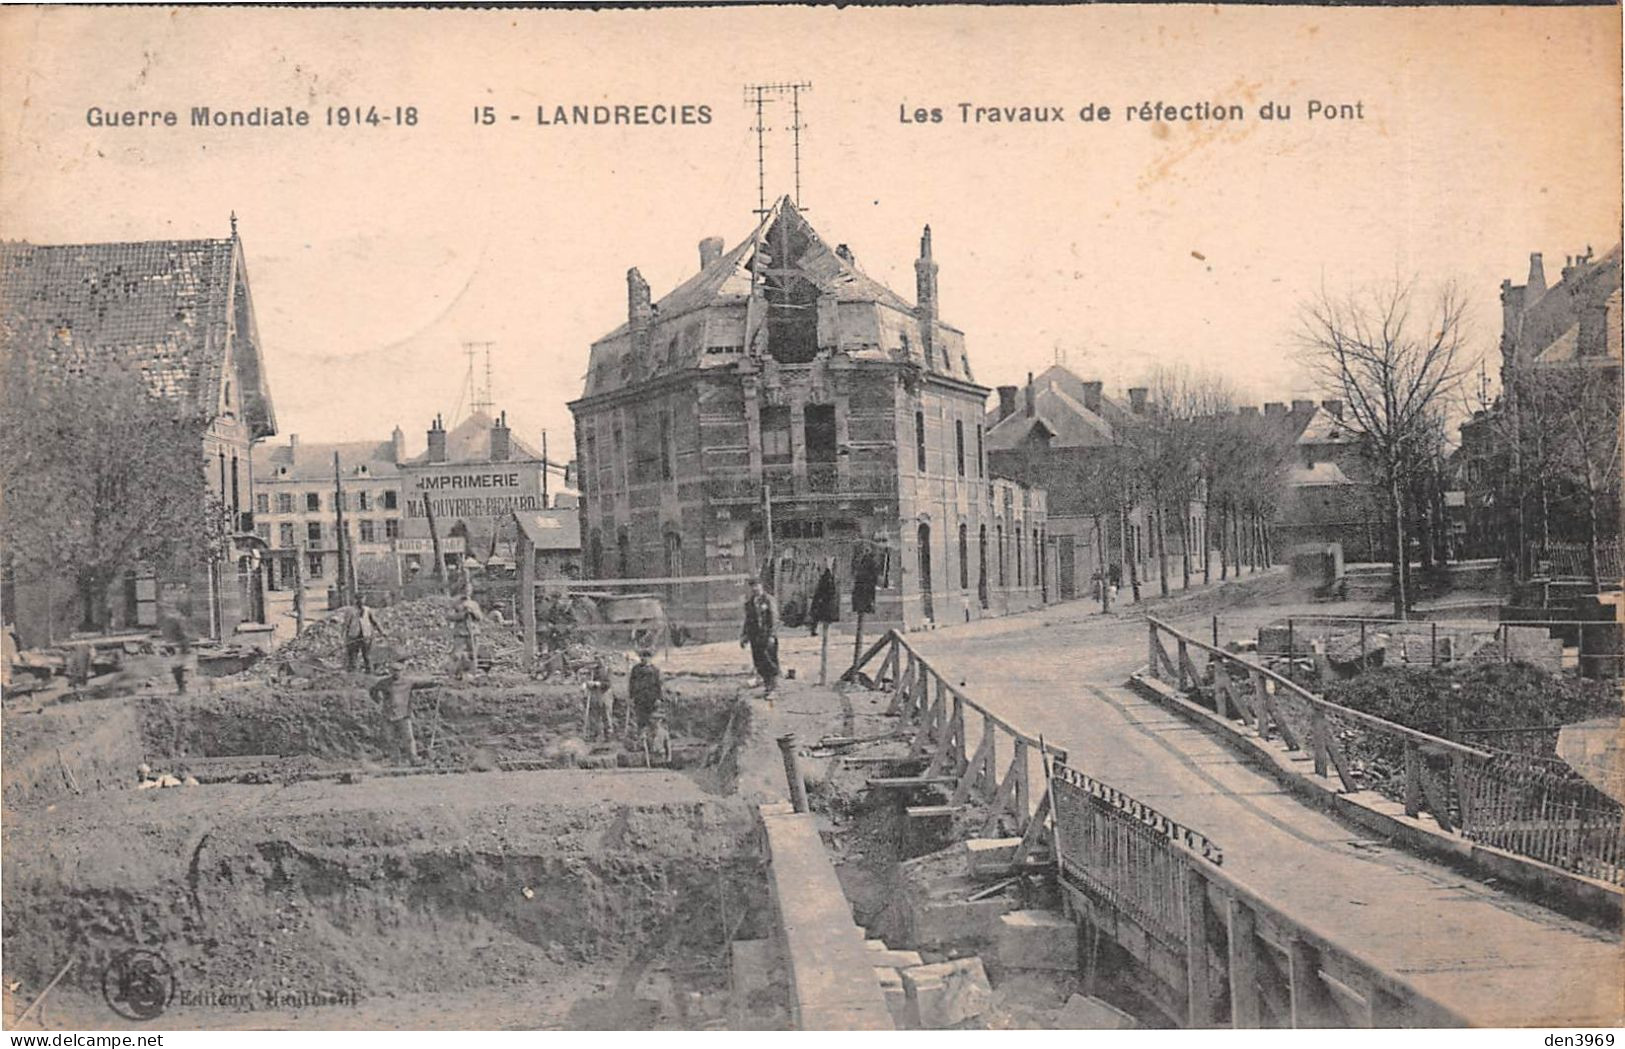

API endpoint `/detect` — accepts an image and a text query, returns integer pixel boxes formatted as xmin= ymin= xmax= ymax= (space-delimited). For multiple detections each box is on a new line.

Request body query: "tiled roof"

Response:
xmin=985 ymin=365 xmax=1134 ymax=451
xmin=405 ymin=410 xmax=542 ymax=465
xmin=1513 ymin=244 xmax=1622 ymax=364
xmin=253 ymin=439 xmax=401 ymax=482
xmin=582 ymin=197 xmax=974 ymax=397
xmin=1287 ymin=462 xmax=1356 ymax=487
xmin=0 ymin=236 xmax=275 ymax=436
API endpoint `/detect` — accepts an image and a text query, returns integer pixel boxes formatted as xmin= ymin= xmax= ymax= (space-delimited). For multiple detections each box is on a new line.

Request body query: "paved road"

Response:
xmin=892 ymin=592 xmax=1624 ymax=1028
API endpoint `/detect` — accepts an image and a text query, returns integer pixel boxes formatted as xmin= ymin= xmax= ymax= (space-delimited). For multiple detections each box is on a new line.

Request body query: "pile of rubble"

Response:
xmin=268 ymin=596 xmax=526 ymax=674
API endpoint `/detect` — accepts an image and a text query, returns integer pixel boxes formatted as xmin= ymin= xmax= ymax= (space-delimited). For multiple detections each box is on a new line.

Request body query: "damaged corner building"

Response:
xmin=569 ymin=197 xmax=1050 ymax=639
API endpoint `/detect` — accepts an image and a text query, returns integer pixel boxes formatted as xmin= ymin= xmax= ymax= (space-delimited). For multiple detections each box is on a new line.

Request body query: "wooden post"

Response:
xmin=1403 ymin=739 xmax=1422 ymax=818
xmin=1287 ymin=937 xmax=1337 ymax=1028
xmin=292 ymin=543 xmax=306 ymax=636
xmin=1226 ymin=897 xmax=1263 ymax=1029
xmin=1431 ymin=622 xmax=1439 ymax=666
xmin=1360 ymin=621 xmax=1368 ymax=665
xmin=518 ymin=526 xmax=536 ymax=675
xmin=423 ymin=491 xmax=446 ymax=585
xmin=333 ymin=452 xmax=349 ymax=605
xmin=1177 ymin=638 xmax=1190 ymax=690
xmin=1183 ymin=863 xmax=1217 ymax=1028
xmin=1149 ymin=622 xmax=1160 ymax=680
xmin=818 ymin=621 xmax=830 ymax=685
xmin=1311 ymin=707 xmax=1329 ymax=778
xmin=852 ymin=611 xmax=865 ymax=673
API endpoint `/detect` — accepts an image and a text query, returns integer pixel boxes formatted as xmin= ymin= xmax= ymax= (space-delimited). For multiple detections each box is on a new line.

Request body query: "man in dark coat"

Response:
xmin=628 ymin=647 xmax=664 ymax=732
xmin=740 ymin=579 xmax=781 ymax=694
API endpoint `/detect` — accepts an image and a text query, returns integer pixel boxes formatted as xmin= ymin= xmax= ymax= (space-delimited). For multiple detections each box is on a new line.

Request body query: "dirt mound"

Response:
xmin=2 ymin=780 xmax=769 ymax=1018
xmin=269 ymin=596 xmax=528 ymax=675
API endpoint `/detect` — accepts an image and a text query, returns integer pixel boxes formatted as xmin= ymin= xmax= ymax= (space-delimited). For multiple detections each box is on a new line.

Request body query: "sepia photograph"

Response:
xmin=0 ymin=2 xmax=1621 ymax=1037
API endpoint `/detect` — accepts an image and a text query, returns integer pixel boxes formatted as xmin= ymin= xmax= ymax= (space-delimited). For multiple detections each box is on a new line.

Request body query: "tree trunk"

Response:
xmin=1389 ymin=472 xmax=1408 ymax=620
xmin=1179 ymin=507 xmax=1192 ymax=590
xmin=1122 ymin=507 xmax=1141 ymax=602
xmin=1156 ymin=506 xmax=1170 ymax=597
xmin=1219 ymin=505 xmax=1229 ymax=581
xmin=1202 ymin=506 xmax=1212 ymax=585
xmin=1587 ymin=489 xmax=1602 ymax=592
xmin=1095 ymin=514 xmax=1110 ymax=614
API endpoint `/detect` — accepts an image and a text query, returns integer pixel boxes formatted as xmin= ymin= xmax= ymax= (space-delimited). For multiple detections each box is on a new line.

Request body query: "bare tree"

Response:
xmin=1301 ymin=278 xmax=1469 ymax=617
xmin=1529 ymin=365 xmax=1623 ymax=588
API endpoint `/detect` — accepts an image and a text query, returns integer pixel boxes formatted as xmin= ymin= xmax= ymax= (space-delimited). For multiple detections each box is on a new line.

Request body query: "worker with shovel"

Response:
xmin=369 ymin=660 xmax=427 ymax=766
xmin=342 ymin=594 xmax=387 ymax=674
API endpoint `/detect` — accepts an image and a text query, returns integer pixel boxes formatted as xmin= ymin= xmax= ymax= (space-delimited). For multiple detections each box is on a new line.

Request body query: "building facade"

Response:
xmin=250 ymin=432 xmax=406 ymax=591
xmin=399 ymin=409 xmax=547 ymax=569
xmin=0 ymin=229 xmax=277 ymax=644
xmin=1459 ymin=246 xmax=1623 ymax=572
xmin=568 ymin=198 xmax=1048 ymax=638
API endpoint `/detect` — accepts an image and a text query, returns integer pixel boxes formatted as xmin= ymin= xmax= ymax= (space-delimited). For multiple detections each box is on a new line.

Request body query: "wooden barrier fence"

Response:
xmin=846 ymin=629 xmax=1063 ymax=838
xmin=1145 ymin=617 xmax=1625 ymax=886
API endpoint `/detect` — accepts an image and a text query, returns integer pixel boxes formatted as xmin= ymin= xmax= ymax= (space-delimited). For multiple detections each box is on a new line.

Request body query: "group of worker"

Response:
xmin=342 ymin=573 xmax=796 ymax=768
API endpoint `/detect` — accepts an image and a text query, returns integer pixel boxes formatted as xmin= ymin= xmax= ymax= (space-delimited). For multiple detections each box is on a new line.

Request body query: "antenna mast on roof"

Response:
xmin=742 ymin=81 xmax=813 ymax=303
xmin=459 ymin=341 xmax=496 ymax=422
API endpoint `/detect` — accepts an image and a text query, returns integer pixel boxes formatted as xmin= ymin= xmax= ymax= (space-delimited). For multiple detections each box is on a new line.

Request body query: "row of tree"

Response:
xmin=1061 ymin=364 xmax=1296 ymax=614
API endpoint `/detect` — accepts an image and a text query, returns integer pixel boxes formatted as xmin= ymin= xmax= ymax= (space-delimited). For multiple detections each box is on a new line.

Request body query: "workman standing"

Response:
xmin=341 ymin=595 xmax=386 ymax=673
xmin=628 ymin=647 xmax=664 ymax=733
xmin=452 ymin=586 xmax=484 ymax=668
xmin=369 ymin=669 xmax=423 ymax=765
xmin=741 ymin=578 xmax=781 ymax=695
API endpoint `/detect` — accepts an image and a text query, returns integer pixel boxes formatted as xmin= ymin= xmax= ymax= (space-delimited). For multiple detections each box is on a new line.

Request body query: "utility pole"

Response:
xmin=333 ymin=452 xmax=349 ymax=605
xmin=541 ymin=429 xmax=550 ymax=507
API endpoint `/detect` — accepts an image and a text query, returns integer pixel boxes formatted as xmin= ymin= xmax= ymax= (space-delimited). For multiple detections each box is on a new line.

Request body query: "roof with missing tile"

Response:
xmin=0 ymin=235 xmax=276 ymax=437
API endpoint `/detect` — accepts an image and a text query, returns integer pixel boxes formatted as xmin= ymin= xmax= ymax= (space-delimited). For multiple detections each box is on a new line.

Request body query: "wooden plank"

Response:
xmin=1418 ymin=760 xmax=1455 ymax=833
xmin=1226 ymin=897 xmax=1264 ymax=1029
xmin=1403 ymin=741 xmax=1422 ymax=818
xmin=952 ymin=728 xmax=994 ymax=805
xmin=1311 ymin=709 xmax=1330 ymax=778
xmin=867 ymin=776 xmax=959 ymax=789
xmin=906 ymin=804 xmax=964 ymax=819
xmin=1183 ymin=864 xmax=1218 ymax=1028
xmin=1287 ymin=937 xmax=1340 ymax=1028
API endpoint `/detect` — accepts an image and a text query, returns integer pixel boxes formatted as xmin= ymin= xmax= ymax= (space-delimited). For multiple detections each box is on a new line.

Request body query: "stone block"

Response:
xmin=874 ymin=967 xmax=909 ymax=1027
xmin=902 ymin=957 xmax=994 ymax=1029
xmin=870 ymin=948 xmax=924 ymax=969
xmin=964 ymin=837 xmax=1023 ymax=876
xmin=996 ymin=909 xmax=1078 ymax=971
xmin=1054 ymin=993 xmax=1138 ymax=1029
xmin=907 ymin=895 xmax=1017 ymax=949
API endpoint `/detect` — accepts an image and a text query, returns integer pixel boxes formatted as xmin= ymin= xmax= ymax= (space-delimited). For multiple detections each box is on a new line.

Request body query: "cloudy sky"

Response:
xmin=2 ymin=5 xmax=1618 ymax=458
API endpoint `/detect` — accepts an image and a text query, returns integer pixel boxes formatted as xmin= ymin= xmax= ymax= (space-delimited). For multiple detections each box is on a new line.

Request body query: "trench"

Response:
xmin=3 ymin=669 xmax=785 ymax=1029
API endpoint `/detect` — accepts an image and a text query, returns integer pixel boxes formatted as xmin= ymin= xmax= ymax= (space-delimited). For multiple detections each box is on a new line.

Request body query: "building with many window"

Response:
xmin=568 ymin=197 xmax=1048 ymax=637
xmin=250 ymin=432 xmax=405 ymax=590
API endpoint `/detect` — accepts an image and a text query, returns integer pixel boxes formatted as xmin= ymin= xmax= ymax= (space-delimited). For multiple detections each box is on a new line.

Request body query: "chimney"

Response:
xmin=1128 ymin=387 xmax=1148 ymax=415
xmin=1024 ymin=372 xmax=1036 ymax=417
xmin=997 ymin=385 xmax=1019 ymax=421
xmin=835 ymin=244 xmax=854 ymax=264
xmin=698 ymin=236 xmax=724 ymax=270
xmin=1500 ymin=278 xmax=1527 ymax=349
xmin=1292 ymin=399 xmax=1315 ymax=415
xmin=427 ymin=414 xmax=447 ymax=463
xmin=490 ymin=410 xmax=511 ymax=462
xmin=914 ymin=225 xmax=939 ymax=365
xmin=289 ymin=433 xmax=299 ymax=452
xmin=1239 ymin=405 xmax=1259 ymax=417
xmin=1264 ymin=402 xmax=1286 ymax=418
xmin=1081 ymin=381 xmax=1103 ymax=413
xmin=1527 ymin=252 xmax=1547 ymax=296
xmin=1320 ymin=398 xmax=1344 ymax=419
xmin=391 ymin=426 xmax=405 ymax=462
xmin=627 ymin=267 xmax=653 ymax=362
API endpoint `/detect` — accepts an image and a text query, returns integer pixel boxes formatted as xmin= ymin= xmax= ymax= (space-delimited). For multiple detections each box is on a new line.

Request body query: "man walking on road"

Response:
xmin=741 ymin=578 xmax=781 ymax=695
xmin=341 ymin=594 xmax=385 ymax=673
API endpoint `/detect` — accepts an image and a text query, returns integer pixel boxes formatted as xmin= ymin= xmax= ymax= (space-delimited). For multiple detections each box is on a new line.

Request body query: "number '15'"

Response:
xmin=474 ymin=106 xmax=495 ymax=125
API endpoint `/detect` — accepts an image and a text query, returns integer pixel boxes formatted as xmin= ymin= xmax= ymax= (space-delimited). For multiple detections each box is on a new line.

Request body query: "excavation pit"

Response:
xmin=2 ymin=769 xmax=784 ymax=1029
